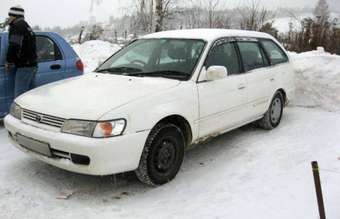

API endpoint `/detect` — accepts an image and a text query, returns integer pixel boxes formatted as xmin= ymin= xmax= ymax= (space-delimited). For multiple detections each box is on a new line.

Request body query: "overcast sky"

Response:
xmin=0 ymin=0 xmax=317 ymax=28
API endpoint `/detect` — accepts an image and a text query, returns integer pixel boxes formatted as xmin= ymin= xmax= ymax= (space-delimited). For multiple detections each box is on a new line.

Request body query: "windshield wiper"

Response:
xmin=126 ymin=70 xmax=191 ymax=80
xmin=96 ymin=66 xmax=142 ymax=74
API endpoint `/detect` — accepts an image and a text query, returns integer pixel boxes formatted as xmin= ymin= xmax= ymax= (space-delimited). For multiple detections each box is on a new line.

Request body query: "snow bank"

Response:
xmin=290 ymin=49 xmax=340 ymax=112
xmin=72 ymin=40 xmax=121 ymax=73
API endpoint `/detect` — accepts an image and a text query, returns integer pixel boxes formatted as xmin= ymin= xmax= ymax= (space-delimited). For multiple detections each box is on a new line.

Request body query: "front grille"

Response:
xmin=22 ymin=109 xmax=65 ymax=128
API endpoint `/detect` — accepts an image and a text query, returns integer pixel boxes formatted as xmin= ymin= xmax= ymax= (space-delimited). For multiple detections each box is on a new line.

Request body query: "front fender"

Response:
xmin=99 ymin=81 xmax=199 ymax=141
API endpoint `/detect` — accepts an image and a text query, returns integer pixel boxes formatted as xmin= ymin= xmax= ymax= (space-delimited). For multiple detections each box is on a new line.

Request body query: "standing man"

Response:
xmin=6 ymin=5 xmax=37 ymax=98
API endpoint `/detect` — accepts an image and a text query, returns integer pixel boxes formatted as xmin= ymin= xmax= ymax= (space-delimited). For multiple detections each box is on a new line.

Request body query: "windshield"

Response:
xmin=96 ymin=38 xmax=206 ymax=80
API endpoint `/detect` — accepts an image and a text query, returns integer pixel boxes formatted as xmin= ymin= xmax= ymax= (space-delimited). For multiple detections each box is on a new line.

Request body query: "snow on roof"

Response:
xmin=142 ymin=28 xmax=273 ymax=42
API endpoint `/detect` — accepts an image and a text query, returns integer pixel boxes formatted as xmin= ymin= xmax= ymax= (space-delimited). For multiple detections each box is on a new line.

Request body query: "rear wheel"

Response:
xmin=135 ymin=123 xmax=185 ymax=186
xmin=258 ymin=92 xmax=284 ymax=130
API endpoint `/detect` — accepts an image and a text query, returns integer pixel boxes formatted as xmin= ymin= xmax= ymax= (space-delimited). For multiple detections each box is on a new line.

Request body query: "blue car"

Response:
xmin=0 ymin=32 xmax=84 ymax=119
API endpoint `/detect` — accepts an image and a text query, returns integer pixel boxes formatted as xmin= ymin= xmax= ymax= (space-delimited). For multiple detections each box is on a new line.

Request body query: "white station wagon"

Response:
xmin=5 ymin=29 xmax=294 ymax=185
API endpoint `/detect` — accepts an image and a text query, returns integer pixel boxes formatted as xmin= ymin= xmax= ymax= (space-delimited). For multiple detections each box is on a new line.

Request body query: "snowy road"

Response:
xmin=1 ymin=107 xmax=340 ymax=219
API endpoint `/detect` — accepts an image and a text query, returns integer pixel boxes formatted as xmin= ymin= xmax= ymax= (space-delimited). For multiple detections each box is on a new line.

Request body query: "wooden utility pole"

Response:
xmin=311 ymin=161 xmax=326 ymax=219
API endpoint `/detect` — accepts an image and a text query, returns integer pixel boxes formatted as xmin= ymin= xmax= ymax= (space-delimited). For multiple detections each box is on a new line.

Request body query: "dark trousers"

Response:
xmin=13 ymin=66 xmax=37 ymax=98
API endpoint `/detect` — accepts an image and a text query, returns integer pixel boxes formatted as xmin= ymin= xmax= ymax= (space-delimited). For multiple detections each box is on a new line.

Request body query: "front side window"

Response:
xmin=36 ymin=36 xmax=62 ymax=62
xmin=96 ymin=38 xmax=206 ymax=80
xmin=237 ymin=42 xmax=267 ymax=72
xmin=206 ymin=42 xmax=241 ymax=75
xmin=261 ymin=40 xmax=288 ymax=65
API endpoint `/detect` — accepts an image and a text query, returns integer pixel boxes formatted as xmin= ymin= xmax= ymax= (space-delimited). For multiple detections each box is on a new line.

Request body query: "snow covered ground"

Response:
xmin=1 ymin=41 xmax=340 ymax=218
xmin=1 ymin=108 xmax=340 ymax=219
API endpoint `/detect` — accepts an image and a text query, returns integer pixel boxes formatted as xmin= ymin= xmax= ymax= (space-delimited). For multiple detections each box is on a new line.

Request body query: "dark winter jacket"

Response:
xmin=6 ymin=17 xmax=37 ymax=67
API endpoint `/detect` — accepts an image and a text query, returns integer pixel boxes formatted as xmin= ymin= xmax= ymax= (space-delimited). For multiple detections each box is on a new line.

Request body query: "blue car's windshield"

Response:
xmin=96 ymin=38 xmax=206 ymax=80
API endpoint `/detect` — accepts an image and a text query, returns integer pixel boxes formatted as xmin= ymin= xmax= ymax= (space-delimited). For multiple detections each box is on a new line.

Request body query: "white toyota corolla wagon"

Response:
xmin=5 ymin=29 xmax=294 ymax=185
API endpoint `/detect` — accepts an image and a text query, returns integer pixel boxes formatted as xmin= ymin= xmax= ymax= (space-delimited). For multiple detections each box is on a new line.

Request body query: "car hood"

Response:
xmin=16 ymin=73 xmax=181 ymax=120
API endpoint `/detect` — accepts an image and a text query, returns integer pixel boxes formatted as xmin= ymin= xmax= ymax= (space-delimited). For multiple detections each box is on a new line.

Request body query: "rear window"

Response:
xmin=261 ymin=40 xmax=288 ymax=65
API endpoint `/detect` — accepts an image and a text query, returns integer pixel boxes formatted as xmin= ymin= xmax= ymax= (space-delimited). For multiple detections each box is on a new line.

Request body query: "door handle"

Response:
xmin=238 ymin=84 xmax=246 ymax=90
xmin=50 ymin=64 xmax=61 ymax=70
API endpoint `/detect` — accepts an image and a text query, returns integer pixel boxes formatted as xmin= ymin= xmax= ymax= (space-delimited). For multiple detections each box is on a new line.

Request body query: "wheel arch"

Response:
xmin=276 ymin=88 xmax=287 ymax=105
xmin=153 ymin=114 xmax=193 ymax=148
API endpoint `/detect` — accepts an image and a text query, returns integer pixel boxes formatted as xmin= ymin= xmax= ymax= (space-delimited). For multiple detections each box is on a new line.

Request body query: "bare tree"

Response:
xmin=154 ymin=0 xmax=163 ymax=32
xmin=130 ymin=0 xmax=154 ymax=34
xmin=154 ymin=0 xmax=174 ymax=32
xmin=312 ymin=0 xmax=331 ymax=48
xmin=314 ymin=0 xmax=330 ymax=22
xmin=238 ymin=0 xmax=275 ymax=31
xmin=207 ymin=0 xmax=220 ymax=28
xmin=185 ymin=5 xmax=204 ymax=28
xmin=89 ymin=0 xmax=103 ymax=12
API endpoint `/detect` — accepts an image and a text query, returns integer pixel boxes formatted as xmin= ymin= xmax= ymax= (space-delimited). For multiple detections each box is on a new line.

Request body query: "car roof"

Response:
xmin=142 ymin=28 xmax=274 ymax=42
xmin=0 ymin=31 xmax=56 ymax=37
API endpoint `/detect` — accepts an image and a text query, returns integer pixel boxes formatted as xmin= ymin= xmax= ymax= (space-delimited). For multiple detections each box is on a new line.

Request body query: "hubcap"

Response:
xmin=271 ymin=97 xmax=282 ymax=124
xmin=155 ymin=140 xmax=176 ymax=172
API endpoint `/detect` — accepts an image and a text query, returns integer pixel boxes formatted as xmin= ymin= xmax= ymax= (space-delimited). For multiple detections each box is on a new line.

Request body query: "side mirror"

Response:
xmin=206 ymin=66 xmax=228 ymax=81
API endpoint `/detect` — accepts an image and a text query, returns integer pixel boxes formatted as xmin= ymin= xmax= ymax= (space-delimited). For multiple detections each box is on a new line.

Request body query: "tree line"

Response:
xmin=39 ymin=0 xmax=340 ymax=54
xmin=279 ymin=0 xmax=340 ymax=54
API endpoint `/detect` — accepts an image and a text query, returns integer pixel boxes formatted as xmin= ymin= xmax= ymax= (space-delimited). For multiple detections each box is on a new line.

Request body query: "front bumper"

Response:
xmin=4 ymin=115 xmax=149 ymax=176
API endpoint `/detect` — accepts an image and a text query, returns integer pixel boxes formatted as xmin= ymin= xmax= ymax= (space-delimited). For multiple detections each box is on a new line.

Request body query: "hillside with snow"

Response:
xmin=1 ymin=41 xmax=340 ymax=218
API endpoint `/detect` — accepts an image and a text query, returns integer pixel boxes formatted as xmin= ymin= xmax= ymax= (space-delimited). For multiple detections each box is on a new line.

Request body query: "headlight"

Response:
xmin=93 ymin=120 xmax=126 ymax=138
xmin=61 ymin=119 xmax=126 ymax=138
xmin=61 ymin=120 xmax=97 ymax=137
xmin=10 ymin=102 xmax=22 ymax=120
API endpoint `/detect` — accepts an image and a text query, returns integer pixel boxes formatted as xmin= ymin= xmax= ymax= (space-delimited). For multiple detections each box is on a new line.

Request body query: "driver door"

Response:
xmin=197 ymin=40 xmax=248 ymax=138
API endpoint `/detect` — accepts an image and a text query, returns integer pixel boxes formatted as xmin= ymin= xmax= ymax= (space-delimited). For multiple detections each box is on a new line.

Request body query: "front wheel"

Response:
xmin=135 ymin=123 xmax=185 ymax=186
xmin=258 ymin=92 xmax=284 ymax=130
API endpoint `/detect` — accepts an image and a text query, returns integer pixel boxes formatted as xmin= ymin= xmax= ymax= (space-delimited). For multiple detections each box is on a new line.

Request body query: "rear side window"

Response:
xmin=206 ymin=42 xmax=241 ymax=75
xmin=261 ymin=40 xmax=288 ymax=65
xmin=237 ymin=42 xmax=267 ymax=72
xmin=36 ymin=36 xmax=62 ymax=62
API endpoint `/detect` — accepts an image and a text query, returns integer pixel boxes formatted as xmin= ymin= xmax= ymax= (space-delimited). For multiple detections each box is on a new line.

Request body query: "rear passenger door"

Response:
xmin=198 ymin=39 xmax=247 ymax=138
xmin=259 ymin=39 xmax=290 ymax=96
xmin=35 ymin=35 xmax=66 ymax=87
xmin=236 ymin=39 xmax=272 ymax=118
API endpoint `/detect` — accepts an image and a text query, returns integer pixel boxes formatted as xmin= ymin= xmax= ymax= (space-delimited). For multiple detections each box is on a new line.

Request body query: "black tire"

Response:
xmin=135 ymin=123 xmax=185 ymax=186
xmin=258 ymin=92 xmax=284 ymax=130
